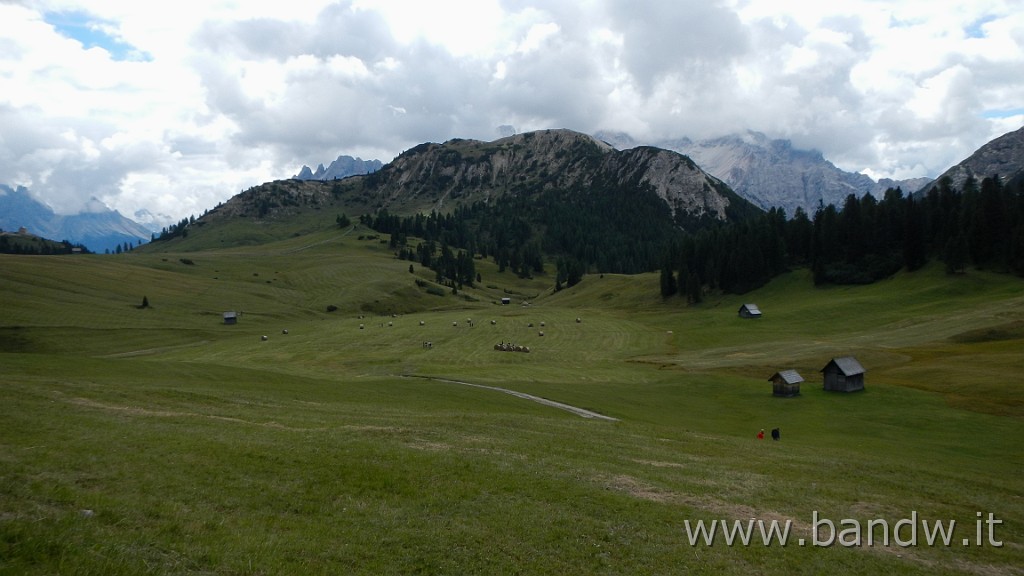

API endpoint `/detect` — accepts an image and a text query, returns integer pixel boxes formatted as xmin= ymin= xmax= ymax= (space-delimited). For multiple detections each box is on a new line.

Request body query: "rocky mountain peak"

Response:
xmin=294 ymin=155 xmax=383 ymax=181
xmin=925 ymin=125 xmax=1024 ymax=192
xmin=364 ymin=128 xmax=752 ymax=227
xmin=608 ymin=130 xmax=934 ymax=217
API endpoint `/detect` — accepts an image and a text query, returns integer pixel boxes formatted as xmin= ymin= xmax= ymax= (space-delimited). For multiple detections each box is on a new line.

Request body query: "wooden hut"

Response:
xmin=769 ymin=370 xmax=803 ymax=397
xmin=738 ymin=303 xmax=762 ymax=318
xmin=820 ymin=356 xmax=865 ymax=392
xmin=223 ymin=311 xmax=238 ymax=325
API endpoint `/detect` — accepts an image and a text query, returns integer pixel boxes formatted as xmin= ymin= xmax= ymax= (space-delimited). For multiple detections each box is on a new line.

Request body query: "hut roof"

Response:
xmin=821 ymin=356 xmax=865 ymax=376
xmin=739 ymin=303 xmax=761 ymax=315
xmin=769 ymin=369 xmax=804 ymax=384
xmin=223 ymin=311 xmax=237 ymax=319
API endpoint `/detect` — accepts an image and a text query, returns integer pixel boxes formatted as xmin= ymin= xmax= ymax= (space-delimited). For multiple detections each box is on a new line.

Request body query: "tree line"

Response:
xmin=0 ymin=234 xmax=90 ymax=255
xmin=362 ymin=180 xmax=689 ymax=289
xmin=660 ymin=173 xmax=1024 ymax=300
xmin=364 ymin=173 xmax=1022 ymax=297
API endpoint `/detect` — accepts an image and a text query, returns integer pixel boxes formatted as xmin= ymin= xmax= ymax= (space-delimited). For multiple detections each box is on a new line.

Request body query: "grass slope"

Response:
xmin=1 ymin=229 xmax=1022 ymax=575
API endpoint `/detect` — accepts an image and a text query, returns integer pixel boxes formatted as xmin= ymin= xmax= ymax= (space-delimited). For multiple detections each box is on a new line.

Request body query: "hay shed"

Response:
xmin=821 ymin=356 xmax=865 ymax=392
xmin=738 ymin=303 xmax=762 ymax=318
xmin=223 ymin=311 xmax=238 ymax=325
xmin=769 ymin=370 xmax=803 ymax=397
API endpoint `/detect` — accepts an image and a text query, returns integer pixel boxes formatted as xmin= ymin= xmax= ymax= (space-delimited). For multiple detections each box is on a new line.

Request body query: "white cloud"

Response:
xmin=1 ymin=0 xmax=1021 ymax=226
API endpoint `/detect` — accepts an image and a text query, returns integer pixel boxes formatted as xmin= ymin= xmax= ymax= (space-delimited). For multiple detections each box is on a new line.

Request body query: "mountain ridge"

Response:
xmin=924 ymin=125 xmax=1024 ymax=193
xmin=176 ymin=129 xmax=761 ymax=259
xmin=0 ymin=185 xmax=153 ymax=253
xmin=595 ymin=130 xmax=933 ymax=216
xmin=360 ymin=129 xmax=757 ymax=227
xmin=293 ymin=155 xmax=383 ymax=181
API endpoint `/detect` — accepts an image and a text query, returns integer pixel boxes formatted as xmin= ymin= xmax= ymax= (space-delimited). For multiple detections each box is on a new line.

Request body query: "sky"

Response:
xmin=1 ymin=0 xmax=1022 ymax=228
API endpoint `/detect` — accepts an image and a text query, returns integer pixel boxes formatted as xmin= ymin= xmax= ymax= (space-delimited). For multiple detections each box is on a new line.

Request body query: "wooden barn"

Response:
xmin=821 ymin=356 xmax=865 ymax=392
xmin=223 ymin=311 xmax=238 ymax=325
xmin=738 ymin=303 xmax=762 ymax=318
xmin=768 ymin=370 xmax=803 ymax=397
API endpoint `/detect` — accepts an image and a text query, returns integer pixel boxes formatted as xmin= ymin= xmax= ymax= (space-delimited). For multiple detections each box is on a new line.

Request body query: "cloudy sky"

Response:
xmin=2 ymin=0 xmax=1022 ymax=227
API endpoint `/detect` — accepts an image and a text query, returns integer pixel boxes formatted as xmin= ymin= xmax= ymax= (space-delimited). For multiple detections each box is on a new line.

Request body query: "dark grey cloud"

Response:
xmin=607 ymin=0 xmax=749 ymax=93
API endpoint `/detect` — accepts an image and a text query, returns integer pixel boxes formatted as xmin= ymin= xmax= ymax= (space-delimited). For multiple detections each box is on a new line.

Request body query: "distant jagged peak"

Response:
xmin=293 ymin=155 xmax=383 ymax=181
xmin=592 ymin=130 xmax=639 ymax=150
xmin=597 ymin=129 xmax=932 ymax=216
xmin=82 ymin=196 xmax=113 ymax=214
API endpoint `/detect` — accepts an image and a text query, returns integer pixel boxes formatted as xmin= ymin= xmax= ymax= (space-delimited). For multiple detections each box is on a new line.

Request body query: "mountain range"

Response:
xmin=293 ymin=155 xmax=383 ymax=181
xmin=595 ymin=130 xmax=934 ymax=217
xmin=3 ymin=125 xmax=1022 ymax=253
xmin=202 ymin=129 xmax=760 ymax=234
xmin=0 ymin=185 xmax=153 ymax=254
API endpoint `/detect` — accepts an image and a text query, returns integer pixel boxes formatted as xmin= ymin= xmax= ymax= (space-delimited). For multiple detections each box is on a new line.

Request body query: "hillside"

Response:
xmin=0 ymin=185 xmax=153 ymax=253
xmin=0 ymin=233 xmax=1022 ymax=575
xmin=362 ymin=129 xmax=757 ymax=226
xmin=159 ymin=129 xmax=762 ymax=256
xmin=924 ymin=125 xmax=1024 ymax=193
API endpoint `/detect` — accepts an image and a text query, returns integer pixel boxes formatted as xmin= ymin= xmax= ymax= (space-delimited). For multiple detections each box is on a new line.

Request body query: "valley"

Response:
xmin=1 ymin=223 xmax=1021 ymax=575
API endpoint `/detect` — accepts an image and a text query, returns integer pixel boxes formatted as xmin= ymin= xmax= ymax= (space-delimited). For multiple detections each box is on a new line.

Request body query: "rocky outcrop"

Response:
xmin=293 ymin=155 xmax=382 ymax=181
xmin=924 ymin=125 xmax=1024 ymax=192
xmin=364 ymin=129 xmax=752 ymax=228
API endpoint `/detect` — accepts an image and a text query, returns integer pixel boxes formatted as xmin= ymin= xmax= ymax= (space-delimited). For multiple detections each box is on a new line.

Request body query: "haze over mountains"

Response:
xmin=596 ymin=130 xmax=934 ymax=217
xmin=0 ymin=185 xmax=153 ymax=254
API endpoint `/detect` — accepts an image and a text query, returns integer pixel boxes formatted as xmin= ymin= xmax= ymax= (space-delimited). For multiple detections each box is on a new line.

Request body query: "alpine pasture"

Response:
xmin=1 ymin=224 xmax=1021 ymax=575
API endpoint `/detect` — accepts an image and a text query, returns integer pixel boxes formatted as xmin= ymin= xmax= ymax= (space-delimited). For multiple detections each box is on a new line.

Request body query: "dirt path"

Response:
xmin=103 ymin=340 xmax=211 ymax=358
xmin=405 ymin=375 xmax=619 ymax=421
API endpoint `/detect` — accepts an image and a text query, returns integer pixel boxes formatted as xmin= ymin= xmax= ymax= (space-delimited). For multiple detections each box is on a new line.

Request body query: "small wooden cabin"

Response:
xmin=769 ymin=369 xmax=803 ymax=397
xmin=223 ymin=311 xmax=238 ymax=325
xmin=821 ymin=356 xmax=865 ymax=392
xmin=738 ymin=303 xmax=762 ymax=318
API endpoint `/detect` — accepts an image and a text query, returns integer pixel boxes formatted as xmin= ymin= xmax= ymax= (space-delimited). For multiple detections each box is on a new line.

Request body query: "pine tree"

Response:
xmin=903 ymin=195 xmax=928 ymax=271
xmin=944 ymin=234 xmax=968 ymax=274
xmin=659 ymin=258 xmax=677 ymax=298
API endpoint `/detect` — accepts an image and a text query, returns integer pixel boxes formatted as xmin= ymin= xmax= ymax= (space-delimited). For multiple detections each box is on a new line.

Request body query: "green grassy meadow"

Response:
xmin=1 ymin=225 xmax=1022 ymax=575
